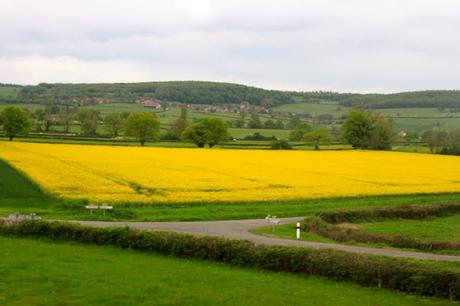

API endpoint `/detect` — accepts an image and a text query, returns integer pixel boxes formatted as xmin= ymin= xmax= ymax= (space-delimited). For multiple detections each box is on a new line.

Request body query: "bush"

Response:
xmin=0 ymin=220 xmax=459 ymax=300
xmin=271 ymin=139 xmax=292 ymax=150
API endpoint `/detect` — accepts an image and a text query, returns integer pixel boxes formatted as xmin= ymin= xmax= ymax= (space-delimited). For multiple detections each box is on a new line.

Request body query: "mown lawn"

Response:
xmin=360 ymin=214 xmax=460 ymax=243
xmin=0 ymin=236 xmax=456 ymax=306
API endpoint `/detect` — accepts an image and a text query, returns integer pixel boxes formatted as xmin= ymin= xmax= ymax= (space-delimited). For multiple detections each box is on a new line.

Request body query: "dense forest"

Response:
xmin=2 ymin=82 xmax=460 ymax=109
xmin=339 ymin=91 xmax=460 ymax=109
xmin=5 ymin=81 xmax=295 ymax=106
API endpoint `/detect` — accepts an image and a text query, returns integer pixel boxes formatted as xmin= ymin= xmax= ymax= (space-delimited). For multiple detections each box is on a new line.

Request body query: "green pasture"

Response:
xmin=273 ymin=102 xmax=347 ymax=118
xmin=0 ymin=236 xmax=454 ymax=306
xmin=360 ymin=214 xmax=460 ymax=243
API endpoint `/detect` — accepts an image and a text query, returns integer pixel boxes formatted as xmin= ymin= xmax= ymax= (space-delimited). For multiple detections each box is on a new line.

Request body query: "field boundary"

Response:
xmin=304 ymin=204 xmax=460 ymax=252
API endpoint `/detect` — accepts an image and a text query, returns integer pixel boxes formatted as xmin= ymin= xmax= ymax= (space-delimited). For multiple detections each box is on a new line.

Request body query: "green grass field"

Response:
xmin=0 ymin=236 xmax=456 ymax=306
xmin=360 ymin=214 xmax=460 ymax=243
xmin=273 ymin=101 xmax=347 ymax=118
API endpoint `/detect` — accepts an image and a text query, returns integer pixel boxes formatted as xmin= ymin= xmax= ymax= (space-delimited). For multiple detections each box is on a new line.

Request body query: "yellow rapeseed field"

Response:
xmin=1 ymin=142 xmax=460 ymax=204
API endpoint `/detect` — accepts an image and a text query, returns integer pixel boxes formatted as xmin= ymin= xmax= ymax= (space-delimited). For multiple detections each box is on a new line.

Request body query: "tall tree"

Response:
xmin=202 ymin=118 xmax=229 ymax=148
xmin=125 ymin=112 xmax=160 ymax=146
xmin=77 ymin=109 xmax=99 ymax=135
xmin=182 ymin=118 xmax=229 ymax=148
xmin=303 ymin=128 xmax=331 ymax=150
xmin=169 ymin=105 xmax=189 ymax=139
xmin=182 ymin=123 xmax=210 ymax=148
xmin=423 ymin=130 xmax=449 ymax=153
xmin=0 ymin=107 xmax=31 ymax=141
xmin=341 ymin=110 xmax=373 ymax=149
xmin=104 ymin=113 xmax=123 ymax=137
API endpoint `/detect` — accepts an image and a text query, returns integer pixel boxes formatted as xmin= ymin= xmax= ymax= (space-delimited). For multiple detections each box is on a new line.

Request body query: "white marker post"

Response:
xmin=296 ymin=222 xmax=301 ymax=240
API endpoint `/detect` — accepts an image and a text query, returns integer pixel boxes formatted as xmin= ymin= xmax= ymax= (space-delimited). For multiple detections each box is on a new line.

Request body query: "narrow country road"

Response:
xmin=68 ymin=217 xmax=460 ymax=262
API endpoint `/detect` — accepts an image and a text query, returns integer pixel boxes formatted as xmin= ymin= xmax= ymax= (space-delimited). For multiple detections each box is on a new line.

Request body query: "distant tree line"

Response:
xmin=14 ymin=81 xmax=295 ymax=106
xmin=422 ymin=129 xmax=460 ymax=155
xmin=339 ymin=90 xmax=460 ymax=109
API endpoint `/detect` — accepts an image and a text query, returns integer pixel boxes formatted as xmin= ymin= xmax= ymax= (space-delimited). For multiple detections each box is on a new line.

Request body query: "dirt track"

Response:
xmin=69 ymin=217 xmax=460 ymax=262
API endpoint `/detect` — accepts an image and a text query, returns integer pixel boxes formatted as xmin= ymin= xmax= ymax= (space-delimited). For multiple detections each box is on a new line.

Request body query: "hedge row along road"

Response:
xmin=68 ymin=217 xmax=460 ymax=262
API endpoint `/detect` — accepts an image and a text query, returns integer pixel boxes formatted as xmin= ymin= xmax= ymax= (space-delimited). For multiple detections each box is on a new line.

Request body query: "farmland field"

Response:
xmin=1 ymin=141 xmax=460 ymax=204
xmin=0 ymin=236 xmax=454 ymax=306
xmin=360 ymin=214 xmax=460 ymax=243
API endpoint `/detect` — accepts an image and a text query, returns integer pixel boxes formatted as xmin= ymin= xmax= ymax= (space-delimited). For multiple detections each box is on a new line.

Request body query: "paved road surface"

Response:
xmin=68 ymin=217 xmax=460 ymax=262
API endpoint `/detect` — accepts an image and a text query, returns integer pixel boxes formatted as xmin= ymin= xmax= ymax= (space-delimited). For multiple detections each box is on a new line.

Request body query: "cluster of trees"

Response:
xmin=341 ymin=110 xmax=395 ymax=150
xmin=0 ymin=105 xmax=231 ymax=148
xmin=340 ymin=90 xmax=460 ymax=109
xmin=16 ymin=81 xmax=294 ymax=106
xmin=232 ymin=113 xmax=314 ymax=131
xmin=422 ymin=129 xmax=460 ymax=155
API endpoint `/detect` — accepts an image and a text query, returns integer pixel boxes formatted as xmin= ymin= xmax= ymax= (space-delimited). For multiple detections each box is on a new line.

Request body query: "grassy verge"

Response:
xmin=361 ymin=214 xmax=460 ymax=243
xmin=1 ymin=236 xmax=456 ymax=306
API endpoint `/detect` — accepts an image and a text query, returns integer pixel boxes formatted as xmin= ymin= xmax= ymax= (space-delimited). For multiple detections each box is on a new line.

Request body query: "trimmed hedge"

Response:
xmin=1 ymin=220 xmax=460 ymax=300
xmin=318 ymin=203 xmax=460 ymax=224
xmin=303 ymin=216 xmax=460 ymax=252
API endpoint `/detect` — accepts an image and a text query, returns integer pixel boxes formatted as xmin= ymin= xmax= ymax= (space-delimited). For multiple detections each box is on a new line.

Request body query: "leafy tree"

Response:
xmin=182 ymin=123 xmax=210 ymax=148
xmin=275 ymin=119 xmax=284 ymax=129
xmin=182 ymin=118 xmax=229 ymax=148
xmin=289 ymin=129 xmax=306 ymax=141
xmin=125 ymin=112 xmax=160 ymax=146
xmin=231 ymin=117 xmax=245 ymax=128
xmin=77 ymin=109 xmax=99 ymax=135
xmin=104 ymin=113 xmax=123 ymax=137
xmin=341 ymin=109 xmax=394 ymax=150
xmin=341 ymin=110 xmax=373 ymax=149
xmin=263 ymin=119 xmax=276 ymax=129
xmin=286 ymin=115 xmax=301 ymax=129
xmin=248 ymin=113 xmax=262 ymax=128
xmin=168 ymin=105 xmax=189 ymax=139
xmin=303 ymin=129 xmax=331 ymax=150
xmin=0 ymin=107 xmax=31 ymax=141
xmin=271 ymin=139 xmax=292 ymax=150
xmin=202 ymin=118 xmax=229 ymax=147
xmin=423 ymin=130 xmax=449 ymax=153
xmin=369 ymin=115 xmax=395 ymax=150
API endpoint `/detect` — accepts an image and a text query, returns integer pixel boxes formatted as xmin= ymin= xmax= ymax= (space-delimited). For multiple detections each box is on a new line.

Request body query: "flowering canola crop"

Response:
xmin=1 ymin=142 xmax=459 ymax=204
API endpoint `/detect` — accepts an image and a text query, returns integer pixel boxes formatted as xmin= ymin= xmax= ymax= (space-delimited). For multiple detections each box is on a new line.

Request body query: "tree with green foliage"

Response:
xmin=289 ymin=129 xmax=306 ymax=141
xmin=369 ymin=115 xmax=395 ymax=150
xmin=342 ymin=109 xmax=394 ymax=150
xmin=423 ymin=130 xmax=449 ymax=153
xmin=303 ymin=129 xmax=331 ymax=150
xmin=271 ymin=139 xmax=292 ymax=150
xmin=248 ymin=113 xmax=262 ymax=128
xmin=286 ymin=115 xmax=301 ymax=129
xmin=182 ymin=118 xmax=229 ymax=148
xmin=203 ymin=118 xmax=229 ymax=147
xmin=0 ymin=107 xmax=31 ymax=141
xmin=182 ymin=123 xmax=210 ymax=148
xmin=341 ymin=110 xmax=374 ymax=149
xmin=168 ymin=105 xmax=189 ymax=139
xmin=104 ymin=113 xmax=123 ymax=137
xmin=125 ymin=112 xmax=160 ymax=146
xmin=77 ymin=109 xmax=99 ymax=135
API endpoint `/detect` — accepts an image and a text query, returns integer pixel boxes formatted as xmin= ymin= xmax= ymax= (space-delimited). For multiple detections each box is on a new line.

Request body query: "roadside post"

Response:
xmin=296 ymin=222 xmax=301 ymax=240
xmin=100 ymin=205 xmax=113 ymax=216
xmin=85 ymin=205 xmax=98 ymax=215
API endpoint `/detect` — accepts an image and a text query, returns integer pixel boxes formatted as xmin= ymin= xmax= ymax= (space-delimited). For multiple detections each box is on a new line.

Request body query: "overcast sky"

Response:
xmin=1 ymin=0 xmax=460 ymax=92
